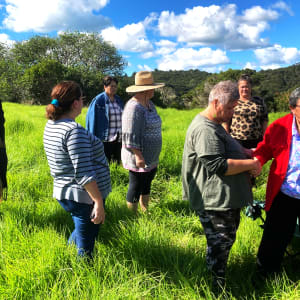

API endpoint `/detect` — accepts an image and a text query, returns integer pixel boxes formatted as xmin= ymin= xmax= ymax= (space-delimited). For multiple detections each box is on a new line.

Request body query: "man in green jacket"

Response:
xmin=182 ymin=80 xmax=261 ymax=291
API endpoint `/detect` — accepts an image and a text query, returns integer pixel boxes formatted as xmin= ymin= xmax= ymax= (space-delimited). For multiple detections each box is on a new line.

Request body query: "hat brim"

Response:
xmin=126 ymin=83 xmax=165 ymax=93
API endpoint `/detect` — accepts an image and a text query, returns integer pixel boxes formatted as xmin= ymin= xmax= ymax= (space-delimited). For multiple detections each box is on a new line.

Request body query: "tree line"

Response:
xmin=0 ymin=31 xmax=298 ymax=111
xmin=0 ymin=32 xmax=126 ymax=105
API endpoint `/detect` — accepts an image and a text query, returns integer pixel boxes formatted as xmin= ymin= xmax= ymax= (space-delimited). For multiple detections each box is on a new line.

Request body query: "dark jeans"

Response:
xmin=257 ymin=191 xmax=300 ymax=273
xmin=127 ymin=168 xmax=157 ymax=203
xmin=103 ymin=140 xmax=122 ymax=163
xmin=58 ymin=199 xmax=102 ymax=258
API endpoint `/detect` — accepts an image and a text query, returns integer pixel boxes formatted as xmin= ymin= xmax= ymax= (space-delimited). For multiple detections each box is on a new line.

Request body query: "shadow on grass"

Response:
xmin=3 ymin=200 xmax=300 ymax=299
xmin=155 ymin=198 xmax=191 ymax=215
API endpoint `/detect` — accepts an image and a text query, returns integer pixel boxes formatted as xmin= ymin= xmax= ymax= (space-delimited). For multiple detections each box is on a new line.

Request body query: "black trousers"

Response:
xmin=126 ymin=168 xmax=157 ymax=203
xmin=257 ymin=191 xmax=300 ymax=273
xmin=103 ymin=141 xmax=122 ymax=163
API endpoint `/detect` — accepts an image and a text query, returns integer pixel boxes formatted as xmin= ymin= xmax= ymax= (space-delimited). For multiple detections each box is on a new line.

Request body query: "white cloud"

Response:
xmin=2 ymin=0 xmax=110 ymax=32
xmin=260 ymin=64 xmax=282 ymax=70
xmin=202 ymin=66 xmax=225 ymax=73
xmin=157 ymin=47 xmax=229 ymax=71
xmin=141 ymin=51 xmax=156 ymax=59
xmin=272 ymin=1 xmax=293 ymax=16
xmin=157 ymin=4 xmax=284 ymax=50
xmin=101 ymin=22 xmax=153 ymax=52
xmin=241 ymin=6 xmax=279 ymax=23
xmin=254 ymin=44 xmax=300 ymax=65
xmin=0 ymin=33 xmax=15 ymax=46
xmin=137 ymin=64 xmax=153 ymax=71
xmin=154 ymin=39 xmax=177 ymax=56
xmin=244 ymin=62 xmax=257 ymax=70
xmin=140 ymin=40 xmax=177 ymax=59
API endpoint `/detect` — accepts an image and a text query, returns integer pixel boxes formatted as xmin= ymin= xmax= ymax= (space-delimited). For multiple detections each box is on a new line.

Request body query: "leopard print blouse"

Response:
xmin=230 ymin=96 xmax=268 ymax=141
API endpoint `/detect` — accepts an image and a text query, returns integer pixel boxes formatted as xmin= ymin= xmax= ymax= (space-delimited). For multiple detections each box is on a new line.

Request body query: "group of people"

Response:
xmin=42 ymin=71 xmax=300 ymax=291
xmin=182 ymin=77 xmax=300 ymax=290
xmin=43 ymin=71 xmax=164 ymax=258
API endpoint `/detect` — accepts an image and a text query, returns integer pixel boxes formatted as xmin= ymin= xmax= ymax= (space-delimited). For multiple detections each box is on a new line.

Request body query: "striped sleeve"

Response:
xmin=65 ymin=126 xmax=96 ymax=186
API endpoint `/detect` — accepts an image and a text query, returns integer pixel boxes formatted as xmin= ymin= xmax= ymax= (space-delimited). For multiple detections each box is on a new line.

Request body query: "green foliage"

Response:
xmin=0 ymin=58 xmax=23 ymax=102
xmin=21 ymin=59 xmax=66 ymax=104
xmin=11 ymin=35 xmax=57 ymax=67
xmin=1 ymin=104 xmax=299 ymax=299
xmin=1 ymin=32 xmax=126 ymax=104
xmin=185 ymin=65 xmax=300 ymax=111
xmin=54 ymin=32 xmax=126 ymax=75
xmin=273 ymin=90 xmax=291 ymax=112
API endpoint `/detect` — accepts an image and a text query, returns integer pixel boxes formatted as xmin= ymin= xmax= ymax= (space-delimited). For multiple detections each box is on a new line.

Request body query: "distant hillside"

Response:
xmin=149 ymin=64 xmax=300 ymax=111
xmin=120 ymin=64 xmax=300 ymax=111
xmin=119 ymin=69 xmax=210 ymax=108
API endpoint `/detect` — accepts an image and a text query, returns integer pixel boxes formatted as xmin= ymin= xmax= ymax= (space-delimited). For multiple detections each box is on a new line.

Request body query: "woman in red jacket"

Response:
xmin=254 ymin=87 xmax=300 ymax=277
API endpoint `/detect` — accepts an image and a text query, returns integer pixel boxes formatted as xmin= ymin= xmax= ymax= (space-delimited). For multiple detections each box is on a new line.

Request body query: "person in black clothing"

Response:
xmin=0 ymin=100 xmax=7 ymax=201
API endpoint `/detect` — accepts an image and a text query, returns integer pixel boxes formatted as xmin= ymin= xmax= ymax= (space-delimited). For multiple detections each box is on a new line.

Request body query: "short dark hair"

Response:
xmin=46 ymin=81 xmax=82 ymax=120
xmin=103 ymin=76 xmax=118 ymax=87
xmin=238 ymin=74 xmax=252 ymax=86
xmin=289 ymin=87 xmax=300 ymax=108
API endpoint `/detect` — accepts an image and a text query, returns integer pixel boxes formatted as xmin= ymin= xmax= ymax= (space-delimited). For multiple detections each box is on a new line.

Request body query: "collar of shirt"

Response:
xmin=292 ymin=115 xmax=300 ymax=137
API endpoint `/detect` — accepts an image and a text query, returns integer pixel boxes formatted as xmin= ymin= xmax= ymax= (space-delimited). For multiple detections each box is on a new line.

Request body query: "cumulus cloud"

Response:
xmin=155 ymin=39 xmax=177 ymax=56
xmin=141 ymin=51 xmax=156 ymax=59
xmin=101 ymin=22 xmax=153 ymax=52
xmin=157 ymin=47 xmax=229 ymax=71
xmin=271 ymin=1 xmax=293 ymax=15
xmin=0 ymin=33 xmax=14 ymax=46
xmin=244 ymin=62 xmax=257 ymax=70
xmin=254 ymin=44 xmax=300 ymax=65
xmin=138 ymin=64 xmax=153 ymax=71
xmin=2 ymin=0 xmax=111 ymax=32
xmin=241 ymin=6 xmax=279 ymax=22
xmin=157 ymin=4 xmax=285 ymax=50
xmin=260 ymin=64 xmax=282 ymax=70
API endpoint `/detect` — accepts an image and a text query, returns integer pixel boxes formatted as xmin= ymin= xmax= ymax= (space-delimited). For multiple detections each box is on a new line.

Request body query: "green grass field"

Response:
xmin=0 ymin=103 xmax=299 ymax=299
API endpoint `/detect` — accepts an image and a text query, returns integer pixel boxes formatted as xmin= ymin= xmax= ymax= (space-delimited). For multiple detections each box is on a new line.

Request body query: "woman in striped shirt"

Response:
xmin=43 ymin=81 xmax=111 ymax=258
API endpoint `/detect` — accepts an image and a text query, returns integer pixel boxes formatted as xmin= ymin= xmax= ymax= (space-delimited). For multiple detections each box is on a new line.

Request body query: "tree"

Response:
xmin=10 ymin=36 xmax=57 ymax=68
xmin=6 ymin=32 xmax=127 ymax=103
xmin=11 ymin=32 xmax=126 ymax=76
xmin=21 ymin=59 xmax=66 ymax=104
xmin=55 ymin=32 xmax=126 ymax=76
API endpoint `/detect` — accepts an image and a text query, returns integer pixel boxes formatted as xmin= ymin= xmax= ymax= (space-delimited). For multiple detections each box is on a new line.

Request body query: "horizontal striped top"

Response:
xmin=43 ymin=119 xmax=111 ymax=204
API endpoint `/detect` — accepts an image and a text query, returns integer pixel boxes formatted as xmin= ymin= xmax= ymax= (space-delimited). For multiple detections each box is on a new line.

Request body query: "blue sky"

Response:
xmin=0 ymin=0 xmax=299 ymax=75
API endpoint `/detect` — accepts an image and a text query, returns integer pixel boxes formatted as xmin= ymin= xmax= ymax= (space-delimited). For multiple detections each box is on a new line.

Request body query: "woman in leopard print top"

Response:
xmin=224 ymin=74 xmax=268 ymax=149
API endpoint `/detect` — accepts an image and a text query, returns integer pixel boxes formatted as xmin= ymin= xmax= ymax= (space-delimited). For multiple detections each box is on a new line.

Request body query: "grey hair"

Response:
xmin=208 ymin=80 xmax=239 ymax=105
xmin=289 ymin=87 xmax=300 ymax=107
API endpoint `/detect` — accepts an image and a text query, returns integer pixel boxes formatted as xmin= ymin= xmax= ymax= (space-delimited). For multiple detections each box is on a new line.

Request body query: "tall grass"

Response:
xmin=0 ymin=103 xmax=299 ymax=299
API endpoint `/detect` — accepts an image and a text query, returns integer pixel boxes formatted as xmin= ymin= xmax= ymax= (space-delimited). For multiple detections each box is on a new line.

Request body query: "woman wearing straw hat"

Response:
xmin=122 ymin=71 xmax=164 ymax=212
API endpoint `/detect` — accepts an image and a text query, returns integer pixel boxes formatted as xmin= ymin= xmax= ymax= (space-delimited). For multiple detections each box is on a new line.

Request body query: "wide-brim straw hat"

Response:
xmin=126 ymin=71 xmax=165 ymax=93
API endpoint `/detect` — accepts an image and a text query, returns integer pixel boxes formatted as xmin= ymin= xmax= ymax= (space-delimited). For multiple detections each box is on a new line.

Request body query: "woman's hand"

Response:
xmin=250 ymin=157 xmax=261 ymax=177
xmin=135 ymin=155 xmax=145 ymax=168
xmin=131 ymin=148 xmax=145 ymax=168
xmin=83 ymin=180 xmax=105 ymax=224
xmin=91 ymin=201 xmax=105 ymax=224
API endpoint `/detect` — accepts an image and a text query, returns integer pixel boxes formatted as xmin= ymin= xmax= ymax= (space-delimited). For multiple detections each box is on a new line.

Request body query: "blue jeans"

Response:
xmin=58 ymin=199 xmax=102 ymax=258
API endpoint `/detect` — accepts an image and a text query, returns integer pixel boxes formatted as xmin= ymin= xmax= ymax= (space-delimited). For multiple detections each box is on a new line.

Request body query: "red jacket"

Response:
xmin=254 ymin=113 xmax=293 ymax=211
